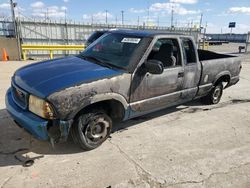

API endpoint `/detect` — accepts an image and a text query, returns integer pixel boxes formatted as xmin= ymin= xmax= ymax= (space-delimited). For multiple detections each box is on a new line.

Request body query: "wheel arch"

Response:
xmin=72 ymin=93 xmax=129 ymax=122
xmin=213 ymin=71 xmax=231 ymax=86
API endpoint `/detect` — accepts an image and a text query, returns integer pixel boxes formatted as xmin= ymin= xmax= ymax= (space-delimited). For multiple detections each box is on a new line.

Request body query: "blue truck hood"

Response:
xmin=14 ymin=56 xmax=123 ymax=98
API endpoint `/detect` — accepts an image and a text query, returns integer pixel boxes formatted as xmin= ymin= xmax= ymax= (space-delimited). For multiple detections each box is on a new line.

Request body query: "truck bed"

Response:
xmin=197 ymin=49 xmax=241 ymax=97
xmin=198 ymin=49 xmax=235 ymax=61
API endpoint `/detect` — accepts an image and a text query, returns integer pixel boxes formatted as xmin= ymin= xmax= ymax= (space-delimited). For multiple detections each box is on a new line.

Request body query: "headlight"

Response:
xmin=29 ymin=95 xmax=55 ymax=119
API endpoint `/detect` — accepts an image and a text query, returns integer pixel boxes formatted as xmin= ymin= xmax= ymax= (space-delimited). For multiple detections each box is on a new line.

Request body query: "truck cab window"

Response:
xmin=181 ymin=38 xmax=196 ymax=64
xmin=148 ymin=38 xmax=181 ymax=68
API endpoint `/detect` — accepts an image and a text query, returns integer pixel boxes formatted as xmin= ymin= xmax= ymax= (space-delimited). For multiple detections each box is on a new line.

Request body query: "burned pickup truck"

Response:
xmin=6 ymin=30 xmax=241 ymax=150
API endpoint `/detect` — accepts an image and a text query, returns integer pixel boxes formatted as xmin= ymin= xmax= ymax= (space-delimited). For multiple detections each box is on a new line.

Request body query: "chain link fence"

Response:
xmin=0 ymin=17 xmax=201 ymax=59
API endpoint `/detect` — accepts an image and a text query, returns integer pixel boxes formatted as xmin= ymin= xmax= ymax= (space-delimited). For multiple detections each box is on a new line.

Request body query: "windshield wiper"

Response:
xmin=79 ymin=55 xmax=126 ymax=70
xmin=80 ymin=55 xmax=102 ymax=64
xmin=97 ymin=56 xmax=126 ymax=70
xmin=105 ymin=62 xmax=126 ymax=70
xmin=79 ymin=55 xmax=113 ymax=69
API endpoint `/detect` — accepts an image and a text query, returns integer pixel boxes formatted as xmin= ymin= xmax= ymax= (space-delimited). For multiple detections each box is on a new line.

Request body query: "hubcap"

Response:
xmin=213 ymin=87 xmax=221 ymax=103
xmin=82 ymin=115 xmax=111 ymax=145
xmin=89 ymin=118 xmax=109 ymax=139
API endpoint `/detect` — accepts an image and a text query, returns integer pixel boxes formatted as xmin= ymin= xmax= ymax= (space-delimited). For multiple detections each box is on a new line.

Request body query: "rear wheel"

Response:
xmin=201 ymin=83 xmax=223 ymax=105
xmin=71 ymin=109 xmax=112 ymax=150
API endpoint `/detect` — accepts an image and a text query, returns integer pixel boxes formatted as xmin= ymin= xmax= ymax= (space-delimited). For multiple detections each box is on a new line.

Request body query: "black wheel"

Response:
xmin=71 ymin=109 xmax=112 ymax=150
xmin=201 ymin=83 xmax=223 ymax=105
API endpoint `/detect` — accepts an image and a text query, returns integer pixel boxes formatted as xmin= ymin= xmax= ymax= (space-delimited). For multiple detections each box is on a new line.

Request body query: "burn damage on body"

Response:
xmin=128 ymin=51 xmax=241 ymax=114
xmin=129 ymin=65 xmax=185 ymax=112
xmin=200 ymin=57 xmax=241 ymax=85
xmin=5 ymin=31 xmax=242 ymax=148
xmin=48 ymin=73 xmax=131 ymax=120
xmin=47 ymin=119 xmax=73 ymax=144
xmin=43 ymin=39 xmax=242 ymax=143
xmin=45 ymin=73 xmax=131 ymax=143
xmin=44 ymin=38 xmax=239 ymax=141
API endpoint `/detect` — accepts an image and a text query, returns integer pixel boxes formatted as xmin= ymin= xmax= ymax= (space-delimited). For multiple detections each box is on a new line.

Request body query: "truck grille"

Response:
xmin=12 ymin=84 xmax=28 ymax=109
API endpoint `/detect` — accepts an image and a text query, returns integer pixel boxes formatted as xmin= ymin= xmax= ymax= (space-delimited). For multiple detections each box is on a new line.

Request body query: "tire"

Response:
xmin=201 ymin=83 xmax=223 ymax=105
xmin=71 ymin=109 xmax=112 ymax=150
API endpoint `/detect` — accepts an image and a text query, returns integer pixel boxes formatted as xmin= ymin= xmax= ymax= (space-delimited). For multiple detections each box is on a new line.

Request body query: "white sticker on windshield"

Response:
xmin=121 ymin=38 xmax=141 ymax=44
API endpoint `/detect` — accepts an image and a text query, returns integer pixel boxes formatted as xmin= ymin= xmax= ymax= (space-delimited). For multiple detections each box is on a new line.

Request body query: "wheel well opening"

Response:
xmin=75 ymin=100 xmax=125 ymax=122
xmin=215 ymin=75 xmax=230 ymax=86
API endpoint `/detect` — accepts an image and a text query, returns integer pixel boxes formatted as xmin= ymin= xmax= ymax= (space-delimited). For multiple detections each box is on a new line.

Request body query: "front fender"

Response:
xmin=90 ymin=93 xmax=129 ymax=107
xmin=47 ymin=73 xmax=131 ymax=120
xmin=69 ymin=93 xmax=129 ymax=120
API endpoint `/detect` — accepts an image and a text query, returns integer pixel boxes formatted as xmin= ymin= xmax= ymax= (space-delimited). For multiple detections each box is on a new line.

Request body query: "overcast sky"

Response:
xmin=0 ymin=0 xmax=250 ymax=34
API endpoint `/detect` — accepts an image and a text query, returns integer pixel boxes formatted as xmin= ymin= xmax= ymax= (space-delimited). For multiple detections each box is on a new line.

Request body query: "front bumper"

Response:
xmin=5 ymin=88 xmax=72 ymax=142
xmin=6 ymin=88 xmax=49 ymax=140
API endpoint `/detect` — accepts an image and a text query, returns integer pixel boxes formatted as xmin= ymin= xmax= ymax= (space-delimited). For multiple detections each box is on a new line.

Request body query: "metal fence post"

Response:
xmin=246 ymin=32 xmax=250 ymax=53
xmin=2 ymin=18 xmax=200 ymax=58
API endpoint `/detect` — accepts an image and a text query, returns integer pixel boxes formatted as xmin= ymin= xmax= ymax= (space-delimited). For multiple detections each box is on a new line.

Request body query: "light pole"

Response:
xmin=64 ymin=8 xmax=67 ymax=23
xmin=171 ymin=5 xmax=174 ymax=28
xmin=64 ymin=9 xmax=69 ymax=45
xmin=202 ymin=22 xmax=207 ymax=50
xmin=199 ymin=13 xmax=203 ymax=31
xmin=10 ymin=0 xmax=21 ymax=60
xmin=91 ymin=15 xmax=93 ymax=25
xmin=10 ymin=0 xmax=17 ymax=36
xmin=121 ymin=10 xmax=124 ymax=25
xmin=105 ymin=10 xmax=108 ymax=24
xmin=157 ymin=15 xmax=159 ymax=28
xmin=146 ymin=0 xmax=149 ymax=26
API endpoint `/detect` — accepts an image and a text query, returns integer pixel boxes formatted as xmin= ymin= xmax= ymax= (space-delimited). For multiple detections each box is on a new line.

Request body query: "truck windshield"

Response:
xmin=79 ymin=33 xmax=144 ymax=70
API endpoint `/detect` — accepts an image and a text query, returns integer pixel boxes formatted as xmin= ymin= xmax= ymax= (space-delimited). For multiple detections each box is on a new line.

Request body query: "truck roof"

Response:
xmin=110 ymin=29 xmax=189 ymax=38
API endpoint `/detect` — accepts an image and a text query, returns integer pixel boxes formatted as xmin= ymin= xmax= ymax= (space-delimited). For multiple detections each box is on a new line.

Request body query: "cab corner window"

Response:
xmin=181 ymin=38 xmax=196 ymax=64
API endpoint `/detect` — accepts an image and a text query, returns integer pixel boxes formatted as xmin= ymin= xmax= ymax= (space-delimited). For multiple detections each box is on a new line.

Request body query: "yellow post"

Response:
xmin=23 ymin=50 xmax=27 ymax=61
xmin=205 ymin=42 xmax=209 ymax=50
xmin=49 ymin=50 xmax=53 ymax=59
xmin=21 ymin=44 xmax=85 ymax=60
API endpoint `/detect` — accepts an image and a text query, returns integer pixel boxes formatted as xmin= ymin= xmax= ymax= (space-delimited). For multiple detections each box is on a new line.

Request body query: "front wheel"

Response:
xmin=201 ymin=83 xmax=223 ymax=105
xmin=71 ymin=110 xmax=112 ymax=150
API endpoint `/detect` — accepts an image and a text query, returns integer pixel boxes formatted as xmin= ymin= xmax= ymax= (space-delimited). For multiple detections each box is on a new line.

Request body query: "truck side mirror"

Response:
xmin=145 ymin=60 xmax=164 ymax=74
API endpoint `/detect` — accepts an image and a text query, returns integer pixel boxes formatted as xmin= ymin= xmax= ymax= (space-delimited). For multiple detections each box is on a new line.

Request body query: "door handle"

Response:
xmin=178 ymin=72 xmax=184 ymax=78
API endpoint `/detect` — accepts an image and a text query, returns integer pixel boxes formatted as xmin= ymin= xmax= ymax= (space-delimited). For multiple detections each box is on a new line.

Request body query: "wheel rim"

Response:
xmin=81 ymin=115 xmax=111 ymax=145
xmin=212 ymin=87 xmax=222 ymax=103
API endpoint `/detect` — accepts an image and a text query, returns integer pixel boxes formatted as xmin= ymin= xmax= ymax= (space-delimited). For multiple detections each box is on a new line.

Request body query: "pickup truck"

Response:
xmin=6 ymin=30 xmax=241 ymax=150
xmin=85 ymin=30 xmax=107 ymax=47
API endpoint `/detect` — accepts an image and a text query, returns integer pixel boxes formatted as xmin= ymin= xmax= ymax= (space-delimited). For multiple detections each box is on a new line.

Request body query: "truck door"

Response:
xmin=180 ymin=38 xmax=201 ymax=99
xmin=130 ymin=37 xmax=184 ymax=115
